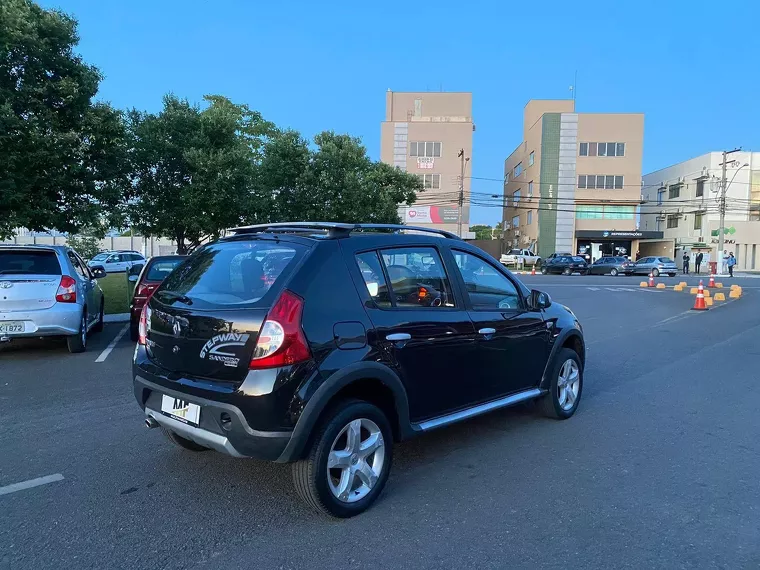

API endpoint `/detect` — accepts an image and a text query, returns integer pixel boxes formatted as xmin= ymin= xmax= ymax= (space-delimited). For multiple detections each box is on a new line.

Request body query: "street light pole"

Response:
xmin=457 ymin=149 xmax=469 ymax=238
xmin=717 ymin=148 xmax=741 ymax=274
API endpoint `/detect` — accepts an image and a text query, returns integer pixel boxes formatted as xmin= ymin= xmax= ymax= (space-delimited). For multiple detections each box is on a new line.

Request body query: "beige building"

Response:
xmin=502 ymin=100 xmax=647 ymax=261
xmin=380 ymin=91 xmax=473 ymax=235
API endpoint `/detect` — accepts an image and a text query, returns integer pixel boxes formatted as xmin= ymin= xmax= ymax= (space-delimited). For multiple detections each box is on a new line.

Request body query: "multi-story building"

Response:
xmin=502 ymin=100 xmax=647 ymax=261
xmin=640 ymin=152 xmax=760 ymax=271
xmin=380 ymin=90 xmax=474 ymax=236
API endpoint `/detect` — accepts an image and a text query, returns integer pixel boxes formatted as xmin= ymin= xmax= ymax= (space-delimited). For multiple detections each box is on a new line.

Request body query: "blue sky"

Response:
xmin=44 ymin=0 xmax=760 ymax=226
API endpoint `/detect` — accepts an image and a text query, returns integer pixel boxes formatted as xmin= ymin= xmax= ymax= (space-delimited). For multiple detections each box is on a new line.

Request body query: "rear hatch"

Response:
xmin=0 ymin=249 xmax=62 ymax=311
xmin=144 ymin=239 xmax=307 ymax=383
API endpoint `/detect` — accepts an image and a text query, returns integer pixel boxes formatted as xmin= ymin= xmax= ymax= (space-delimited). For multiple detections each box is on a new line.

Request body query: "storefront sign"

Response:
xmin=575 ymin=230 xmax=664 ymax=239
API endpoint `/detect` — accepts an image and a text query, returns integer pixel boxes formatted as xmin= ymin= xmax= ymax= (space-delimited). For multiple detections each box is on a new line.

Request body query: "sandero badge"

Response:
xmin=199 ymin=332 xmax=250 ymax=367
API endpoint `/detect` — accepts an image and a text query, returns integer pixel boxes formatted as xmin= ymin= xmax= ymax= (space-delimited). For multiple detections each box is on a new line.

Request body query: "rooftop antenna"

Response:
xmin=569 ymin=70 xmax=577 ymax=102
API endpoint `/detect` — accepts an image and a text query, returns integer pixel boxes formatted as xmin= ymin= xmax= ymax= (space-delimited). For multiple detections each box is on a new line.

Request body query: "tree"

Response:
xmin=258 ymin=131 xmax=422 ymax=224
xmin=66 ymin=232 xmax=101 ymax=260
xmin=0 ymin=0 xmax=129 ymax=239
xmin=470 ymin=225 xmax=496 ymax=240
xmin=127 ymin=94 xmax=276 ymax=253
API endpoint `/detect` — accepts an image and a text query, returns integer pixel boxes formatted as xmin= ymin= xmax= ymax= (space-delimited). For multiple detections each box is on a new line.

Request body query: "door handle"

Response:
xmin=386 ymin=333 xmax=411 ymax=342
xmin=478 ymin=328 xmax=496 ymax=335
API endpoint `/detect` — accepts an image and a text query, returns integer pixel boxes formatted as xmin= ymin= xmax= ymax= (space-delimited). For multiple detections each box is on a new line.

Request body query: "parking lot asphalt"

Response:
xmin=1 ymin=276 xmax=759 ymax=569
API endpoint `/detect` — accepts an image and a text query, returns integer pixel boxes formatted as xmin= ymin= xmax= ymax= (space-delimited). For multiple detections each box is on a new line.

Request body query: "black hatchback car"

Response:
xmin=133 ymin=223 xmax=585 ymax=517
xmin=540 ymin=255 xmax=589 ymax=275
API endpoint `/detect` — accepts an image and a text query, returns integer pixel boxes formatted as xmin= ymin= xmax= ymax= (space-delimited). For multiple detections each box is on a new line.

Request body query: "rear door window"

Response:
xmin=67 ymin=252 xmax=89 ymax=279
xmin=0 ymin=250 xmax=61 ymax=275
xmin=155 ymin=241 xmax=306 ymax=309
xmin=356 ymin=252 xmax=392 ymax=308
xmin=378 ymin=247 xmax=455 ymax=308
xmin=146 ymin=259 xmax=185 ymax=281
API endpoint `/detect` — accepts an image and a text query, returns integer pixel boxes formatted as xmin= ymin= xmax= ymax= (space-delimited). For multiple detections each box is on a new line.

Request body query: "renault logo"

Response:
xmin=0 ymin=281 xmax=12 ymax=289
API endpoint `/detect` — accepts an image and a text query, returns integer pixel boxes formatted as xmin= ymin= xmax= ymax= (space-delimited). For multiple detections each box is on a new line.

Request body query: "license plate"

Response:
xmin=0 ymin=321 xmax=24 ymax=334
xmin=160 ymin=395 xmax=201 ymax=426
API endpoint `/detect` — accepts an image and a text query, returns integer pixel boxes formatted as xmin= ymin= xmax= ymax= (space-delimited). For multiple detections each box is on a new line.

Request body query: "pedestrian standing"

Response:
xmin=728 ymin=252 xmax=736 ymax=277
xmin=682 ymin=251 xmax=690 ymax=274
xmin=695 ymin=252 xmax=703 ymax=274
xmin=635 ymin=250 xmax=641 ymax=261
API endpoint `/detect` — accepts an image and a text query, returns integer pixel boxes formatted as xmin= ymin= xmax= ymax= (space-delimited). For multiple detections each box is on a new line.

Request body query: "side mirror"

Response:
xmin=91 ymin=267 xmax=106 ymax=279
xmin=530 ymin=289 xmax=552 ymax=310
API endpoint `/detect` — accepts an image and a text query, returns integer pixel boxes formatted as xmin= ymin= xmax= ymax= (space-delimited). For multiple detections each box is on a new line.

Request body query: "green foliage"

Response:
xmin=470 ymin=225 xmax=495 ymax=240
xmin=66 ymin=233 xmax=101 ymax=260
xmin=0 ymin=0 xmax=129 ymax=239
xmin=127 ymin=94 xmax=277 ymax=253
xmin=258 ymin=131 xmax=422 ymax=224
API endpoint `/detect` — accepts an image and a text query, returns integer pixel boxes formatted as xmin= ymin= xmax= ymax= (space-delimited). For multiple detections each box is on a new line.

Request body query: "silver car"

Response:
xmin=630 ymin=256 xmax=678 ymax=277
xmin=0 ymin=245 xmax=107 ymax=353
xmin=88 ymin=250 xmax=145 ymax=273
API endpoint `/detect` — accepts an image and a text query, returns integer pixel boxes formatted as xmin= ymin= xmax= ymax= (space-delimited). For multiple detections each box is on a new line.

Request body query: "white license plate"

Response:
xmin=0 ymin=321 xmax=24 ymax=334
xmin=160 ymin=395 xmax=201 ymax=426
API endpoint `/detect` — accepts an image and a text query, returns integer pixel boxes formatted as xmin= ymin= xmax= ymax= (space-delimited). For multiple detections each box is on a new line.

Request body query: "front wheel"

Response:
xmin=541 ymin=266 xmax=548 ymax=275
xmin=537 ymin=348 xmax=583 ymax=419
xmin=292 ymin=399 xmax=393 ymax=518
xmin=66 ymin=310 xmax=87 ymax=353
xmin=610 ymin=268 xmax=618 ymax=276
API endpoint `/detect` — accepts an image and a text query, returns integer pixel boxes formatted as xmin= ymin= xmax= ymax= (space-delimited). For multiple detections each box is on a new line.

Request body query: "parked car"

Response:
xmin=500 ymin=248 xmax=541 ymax=267
xmin=541 ymin=255 xmax=589 ymax=275
xmin=133 ymin=222 xmax=585 ymax=518
xmin=88 ymin=250 xmax=145 ymax=273
xmin=129 ymin=255 xmax=187 ymax=341
xmin=0 ymin=245 xmax=106 ymax=352
xmin=587 ymin=256 xmax=635 ymax=276
xmin=629 ymin=256 xmax=678 ymax=277
xmin=544 ymin=252 xmax=573 ymax=264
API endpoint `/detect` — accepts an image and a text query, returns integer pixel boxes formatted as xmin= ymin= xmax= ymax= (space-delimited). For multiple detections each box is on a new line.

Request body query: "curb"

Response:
xmin=104 ymin=313 xmax=130 ymax=323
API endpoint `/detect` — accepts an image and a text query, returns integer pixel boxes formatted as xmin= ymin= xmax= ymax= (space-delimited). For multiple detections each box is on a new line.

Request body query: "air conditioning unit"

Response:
xmin=502 ymin=221 xmax=510 ymax=230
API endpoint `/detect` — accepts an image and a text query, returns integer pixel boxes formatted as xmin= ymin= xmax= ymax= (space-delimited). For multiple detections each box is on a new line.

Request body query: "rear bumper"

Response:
xmin=0 ymin=303 xmax=82 ymax=337
xmin=134 ymin=374 xmax=293 ymax=461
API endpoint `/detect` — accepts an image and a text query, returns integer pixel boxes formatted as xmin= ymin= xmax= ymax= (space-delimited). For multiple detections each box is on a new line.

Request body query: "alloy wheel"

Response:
xmin=610 ymin=268 xmax=618 ymax=276
xmin=557 ymin=359 xmax=580 ymax=411
xmin=327 ymin=418 xmax=386 ymax=503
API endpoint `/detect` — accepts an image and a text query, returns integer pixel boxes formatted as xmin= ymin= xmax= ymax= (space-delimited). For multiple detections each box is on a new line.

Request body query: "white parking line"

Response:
xmin=587 ymin=287 xmax=601 ymax=291
xmin=0 ymin=473 xmax=64 ymax=496
xmin=95 ymin=324 xmax=130 ymax=363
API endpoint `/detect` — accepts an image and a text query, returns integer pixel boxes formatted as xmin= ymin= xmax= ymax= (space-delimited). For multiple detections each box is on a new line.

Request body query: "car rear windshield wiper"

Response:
xmin=156 ymin=290 xmax=193 ymax=305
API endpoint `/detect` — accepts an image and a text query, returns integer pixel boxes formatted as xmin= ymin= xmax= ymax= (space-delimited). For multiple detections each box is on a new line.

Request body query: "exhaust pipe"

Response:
xmin=145 ymin=416 xmax=159 ymax=429
xmin=0 ymin=336 xmax=11 ymax=343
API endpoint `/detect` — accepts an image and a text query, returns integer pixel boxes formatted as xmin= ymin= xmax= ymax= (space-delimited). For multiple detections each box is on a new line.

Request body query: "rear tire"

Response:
xmin=161 ymin=427 xmax=209 ymax=452
xmin=292 ymin=399 xmax=393 ymax=518
xmin=66 ymin=310 xmax=87 ymax=353
xmin=610 ymin=268 xmax=618 ymax=276
xmin=652 ymin=268 xmax=660 ymax=277
xmin=536 ymin=348 xmax=583 ymax=419
xmin=92 ymin=299 xmax=104 ymax=333
xmin=563 ymin=268 xmax=571 ymax=276
xmin=541 ymin=266 xmax=548 ymax=275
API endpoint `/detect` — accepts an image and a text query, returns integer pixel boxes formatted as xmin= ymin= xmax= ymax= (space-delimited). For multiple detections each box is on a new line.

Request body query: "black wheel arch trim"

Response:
xmin=277 ymin=361 xmax=412 ymax=463
xmin=539 ymin=328 xmax=585 ymax=391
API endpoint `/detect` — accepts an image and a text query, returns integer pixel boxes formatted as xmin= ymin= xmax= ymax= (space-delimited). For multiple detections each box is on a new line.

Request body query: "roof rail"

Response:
xmin=229 ymin=222 xmax=461 ymax=240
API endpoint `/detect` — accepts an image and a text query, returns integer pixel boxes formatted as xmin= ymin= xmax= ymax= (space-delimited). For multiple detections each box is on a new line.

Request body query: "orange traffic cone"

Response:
xmin=708 ymin=273 xmax=715 ymax=288
xmin=692 ymin=280 xmax=708 ymax=311
xmin=648 ymin=272 xmax=655 ymax=287
xmin=531 ymin=266 xmax=536 ymax=276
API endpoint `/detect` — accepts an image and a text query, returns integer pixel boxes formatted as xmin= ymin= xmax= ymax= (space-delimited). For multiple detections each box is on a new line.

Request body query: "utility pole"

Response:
xmin=457 ymin=149 xmax=469 ymax=238
xmin=717 ymin=148 xmax=741 ymax=273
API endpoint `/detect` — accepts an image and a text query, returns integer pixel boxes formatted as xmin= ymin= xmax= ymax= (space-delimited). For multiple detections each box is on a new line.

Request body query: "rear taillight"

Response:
xmin=250 ymin=290 xmax=311 ymax=370
xmin=138 ymin=304 xmax=150 ymax=345
xmin=55 ymin=276 xmax=77 ymax=303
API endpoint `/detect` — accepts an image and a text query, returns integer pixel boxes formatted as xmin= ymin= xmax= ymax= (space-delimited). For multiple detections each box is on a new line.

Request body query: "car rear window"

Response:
xmin=155 ymin=241 xmax=306 ymax=309
xmin=0 ymin=250 xmax=61 ymax=275
xmin=146 ymin=259 xmax=185 ymax=281
xmin=658 ymin=257 xmax=674 ymax=263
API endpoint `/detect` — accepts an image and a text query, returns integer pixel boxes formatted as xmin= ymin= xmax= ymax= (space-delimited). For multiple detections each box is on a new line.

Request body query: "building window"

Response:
xmin=410 ymin=141 xmax=442 ymax=158
xmin=415 ymin=173 xmax=440 ymax=189
xmin=614 ymin=175 xmax=623 ymax=189
xmin=513 ymin=190 xmax=521 ymax=203
xmin=529 ymin=152 xmax=534 ymax=166
xmin=527 ymin=210 xmax=533 ymax=225
xmin=528 ymin=181 xmax=533 ymax=196
xmin=576 ymin=205 xmax=603 ymax=219
xmin=694 ymin=213 xmax=703 ymax=230
xmin=668 ymin=184 xmax=681 ymax=199
xmin=514 ymin=162 xmax=523 ymax=177
xmin=511 ymin=215 xmax=520 ymax=228
xmin=580 ymin=142 xmax=625 ymax=157
xmin=603 ymin=206 xmax=635 ymax=219
xmin=578 ymin=174 xmax=624 ymax=189
xmin=667 ymin=214 xmax=679 ymax=229
xmin=696 ymin=178 xmax=705 ymax=197
xmin=578 ymin=175 xmax=586 ymax=188
xmin=576 ymin=205 xmax=634 ymax=220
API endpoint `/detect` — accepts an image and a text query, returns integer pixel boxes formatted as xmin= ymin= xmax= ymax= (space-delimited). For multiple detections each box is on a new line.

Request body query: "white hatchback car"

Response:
xmin=88 ymin=251 xmax=145 ymax=273
xmin=0 ymin=245 xmax=106 ymax=352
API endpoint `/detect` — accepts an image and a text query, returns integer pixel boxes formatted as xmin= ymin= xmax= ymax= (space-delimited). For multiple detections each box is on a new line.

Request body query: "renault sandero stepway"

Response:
xmin=132 ymin=223 xmax=586 ymax=517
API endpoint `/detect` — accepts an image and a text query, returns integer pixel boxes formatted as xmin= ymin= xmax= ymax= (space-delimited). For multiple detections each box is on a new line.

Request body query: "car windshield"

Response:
xmin=0 ymin=250 xmax=61 ymax=275
xmin=156 ymin=240 xmax=306 ymax=309
xmin=571 ymin=257 xmax=586 ymax=262
xmin=145 ymin=258 xmax=185 ymax=281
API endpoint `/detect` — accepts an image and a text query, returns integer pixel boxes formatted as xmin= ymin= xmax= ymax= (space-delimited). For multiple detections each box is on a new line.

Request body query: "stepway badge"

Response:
xmin=199 ymin=333 xmax=250 ymax=367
